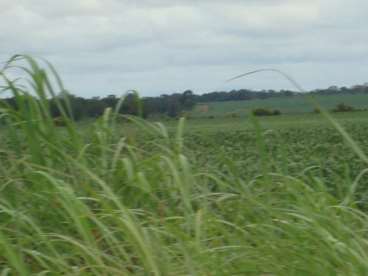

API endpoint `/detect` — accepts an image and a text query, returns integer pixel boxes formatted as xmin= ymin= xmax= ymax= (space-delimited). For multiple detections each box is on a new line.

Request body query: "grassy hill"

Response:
xmin=192 ymin=93 xmax=368 ymax=117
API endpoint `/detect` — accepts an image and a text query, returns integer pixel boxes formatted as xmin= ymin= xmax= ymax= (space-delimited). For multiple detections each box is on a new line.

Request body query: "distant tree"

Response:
xmin=102 ymin=94 xmax=118 ymax=108
xmin=85 ymin=98 xmax=106 ymax=117
xmin=253 ymin=108 xmax=281 ymax=116
xmin=180 ymin=90 xmax=195 ymax=110
xmin=121 ymin=93 xmax=141 ymax=116
xmin=332 ymin=103 xmax=355 ymax=112
xmin=167 ymin=96 xmax=181 ymax=118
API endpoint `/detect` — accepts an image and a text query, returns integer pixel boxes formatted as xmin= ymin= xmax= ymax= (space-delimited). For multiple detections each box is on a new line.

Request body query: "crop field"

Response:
xmin=181 ymin=114 xmax=368 ymax=194
xmin=170 ymin=111 xmax=368 ymax=132
xmin=192 ymin=94 xmax=368 ymax=117
xmin=2 ymin=56 xmax=368 ymax=275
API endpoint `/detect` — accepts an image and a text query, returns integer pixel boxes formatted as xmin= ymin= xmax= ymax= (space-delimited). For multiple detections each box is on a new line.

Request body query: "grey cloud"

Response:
xmin=0 ymin=0 xmax=367 ymax=97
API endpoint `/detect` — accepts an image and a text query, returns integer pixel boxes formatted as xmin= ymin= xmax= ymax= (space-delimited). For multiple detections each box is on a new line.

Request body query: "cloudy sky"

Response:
xmin=1 ymin=0 xmax=367 ymax=97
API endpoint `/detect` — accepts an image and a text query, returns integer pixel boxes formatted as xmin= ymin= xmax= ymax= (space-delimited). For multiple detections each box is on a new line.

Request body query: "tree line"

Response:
xmin=2 ymin=90 xmax=196 ymax=120
xmin=194 ymin=84 xmax=368 ymax=102
xmin=1 ymin=84 xmax=367 ymax=120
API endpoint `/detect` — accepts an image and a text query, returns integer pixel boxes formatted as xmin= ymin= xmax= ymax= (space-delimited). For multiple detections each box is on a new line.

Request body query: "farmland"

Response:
xmin=191 ymin=93 xmax=368 ymax=117
xmin=172 ymin=112 xmax=368 ymax=207
xmin=172 ymin=110 xmax=368 ymax=132
xmin=2 ymin=56 xmax=368 ymax=275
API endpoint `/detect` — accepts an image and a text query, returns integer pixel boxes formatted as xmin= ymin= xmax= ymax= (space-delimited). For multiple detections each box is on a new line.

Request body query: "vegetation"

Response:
xmin=2 ymin=88 xmax=196 ymax=120
xmin=252 ymin=108 xmax=281 ymax=116
xmin=2 ymin=55 xmax=368 ymax=275
xmin=3 ymin=68 xmax=368 ymax=120
xmin=192 ymin=85 xmax=368 ymax=103
xmin=333 ymin=103 xmax=356 ymax=113
xmin=191 ymin=94 xmax=368 ymax=118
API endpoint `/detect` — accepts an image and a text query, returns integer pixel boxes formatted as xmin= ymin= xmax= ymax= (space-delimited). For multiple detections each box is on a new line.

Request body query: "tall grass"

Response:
xmin=0 ymin=55 xmax=368 ymax=275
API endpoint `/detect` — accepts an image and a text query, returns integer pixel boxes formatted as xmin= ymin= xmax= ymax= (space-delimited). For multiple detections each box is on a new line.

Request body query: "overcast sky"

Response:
xmin=1 ymin=0 xmax=368 ymax=97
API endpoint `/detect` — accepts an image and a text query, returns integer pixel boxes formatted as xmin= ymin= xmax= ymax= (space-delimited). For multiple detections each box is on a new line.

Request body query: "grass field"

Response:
xmin=192 ymin=94 xmax=368 ymax=117
xmin=173 ymin=110 xmax=368 ymax=132
xmin=2 ymin=56 xmax=368 ymax=275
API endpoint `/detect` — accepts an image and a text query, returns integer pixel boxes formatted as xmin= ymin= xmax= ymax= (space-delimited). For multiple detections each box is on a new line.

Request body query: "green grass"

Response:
xmin=2 ymin=55 xmax=368 ymax=275
xmin=192 ymin=94 xmax=368 ymax=117
xmin=163 ymin=111 xmax=368 ymax=134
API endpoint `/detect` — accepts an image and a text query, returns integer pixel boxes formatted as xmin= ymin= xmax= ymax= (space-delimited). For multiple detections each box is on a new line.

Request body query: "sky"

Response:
xmin=1 ymin=0 xmax=368 ymax=97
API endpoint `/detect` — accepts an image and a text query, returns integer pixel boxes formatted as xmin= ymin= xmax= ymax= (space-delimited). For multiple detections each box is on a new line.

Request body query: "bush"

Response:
xmin=332 ymin=103 xmax=355 ymax=113
xmin=252 ymin=108 xmax=281 ymax=116
xmin=225 ymin=112 xmax=239 ymax=118
xmin=273 ymin=109 xmax=281 ymax=116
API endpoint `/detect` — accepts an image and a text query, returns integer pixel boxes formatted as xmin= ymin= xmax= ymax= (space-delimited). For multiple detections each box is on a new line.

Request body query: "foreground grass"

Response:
xmin=1 ymin=56 xmax=368 ymax=275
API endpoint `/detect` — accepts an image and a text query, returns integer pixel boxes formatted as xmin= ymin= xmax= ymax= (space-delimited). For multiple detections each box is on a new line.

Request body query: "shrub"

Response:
xmin=252 ymin=108 xmax=281 ymax=116
xmin=225 ymin=112 xmax=239 ymax=118
xmin=273 ymin=109 xmax=281 ymax=116
xmin=332 ymin=103 xmax=355 ymax=112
